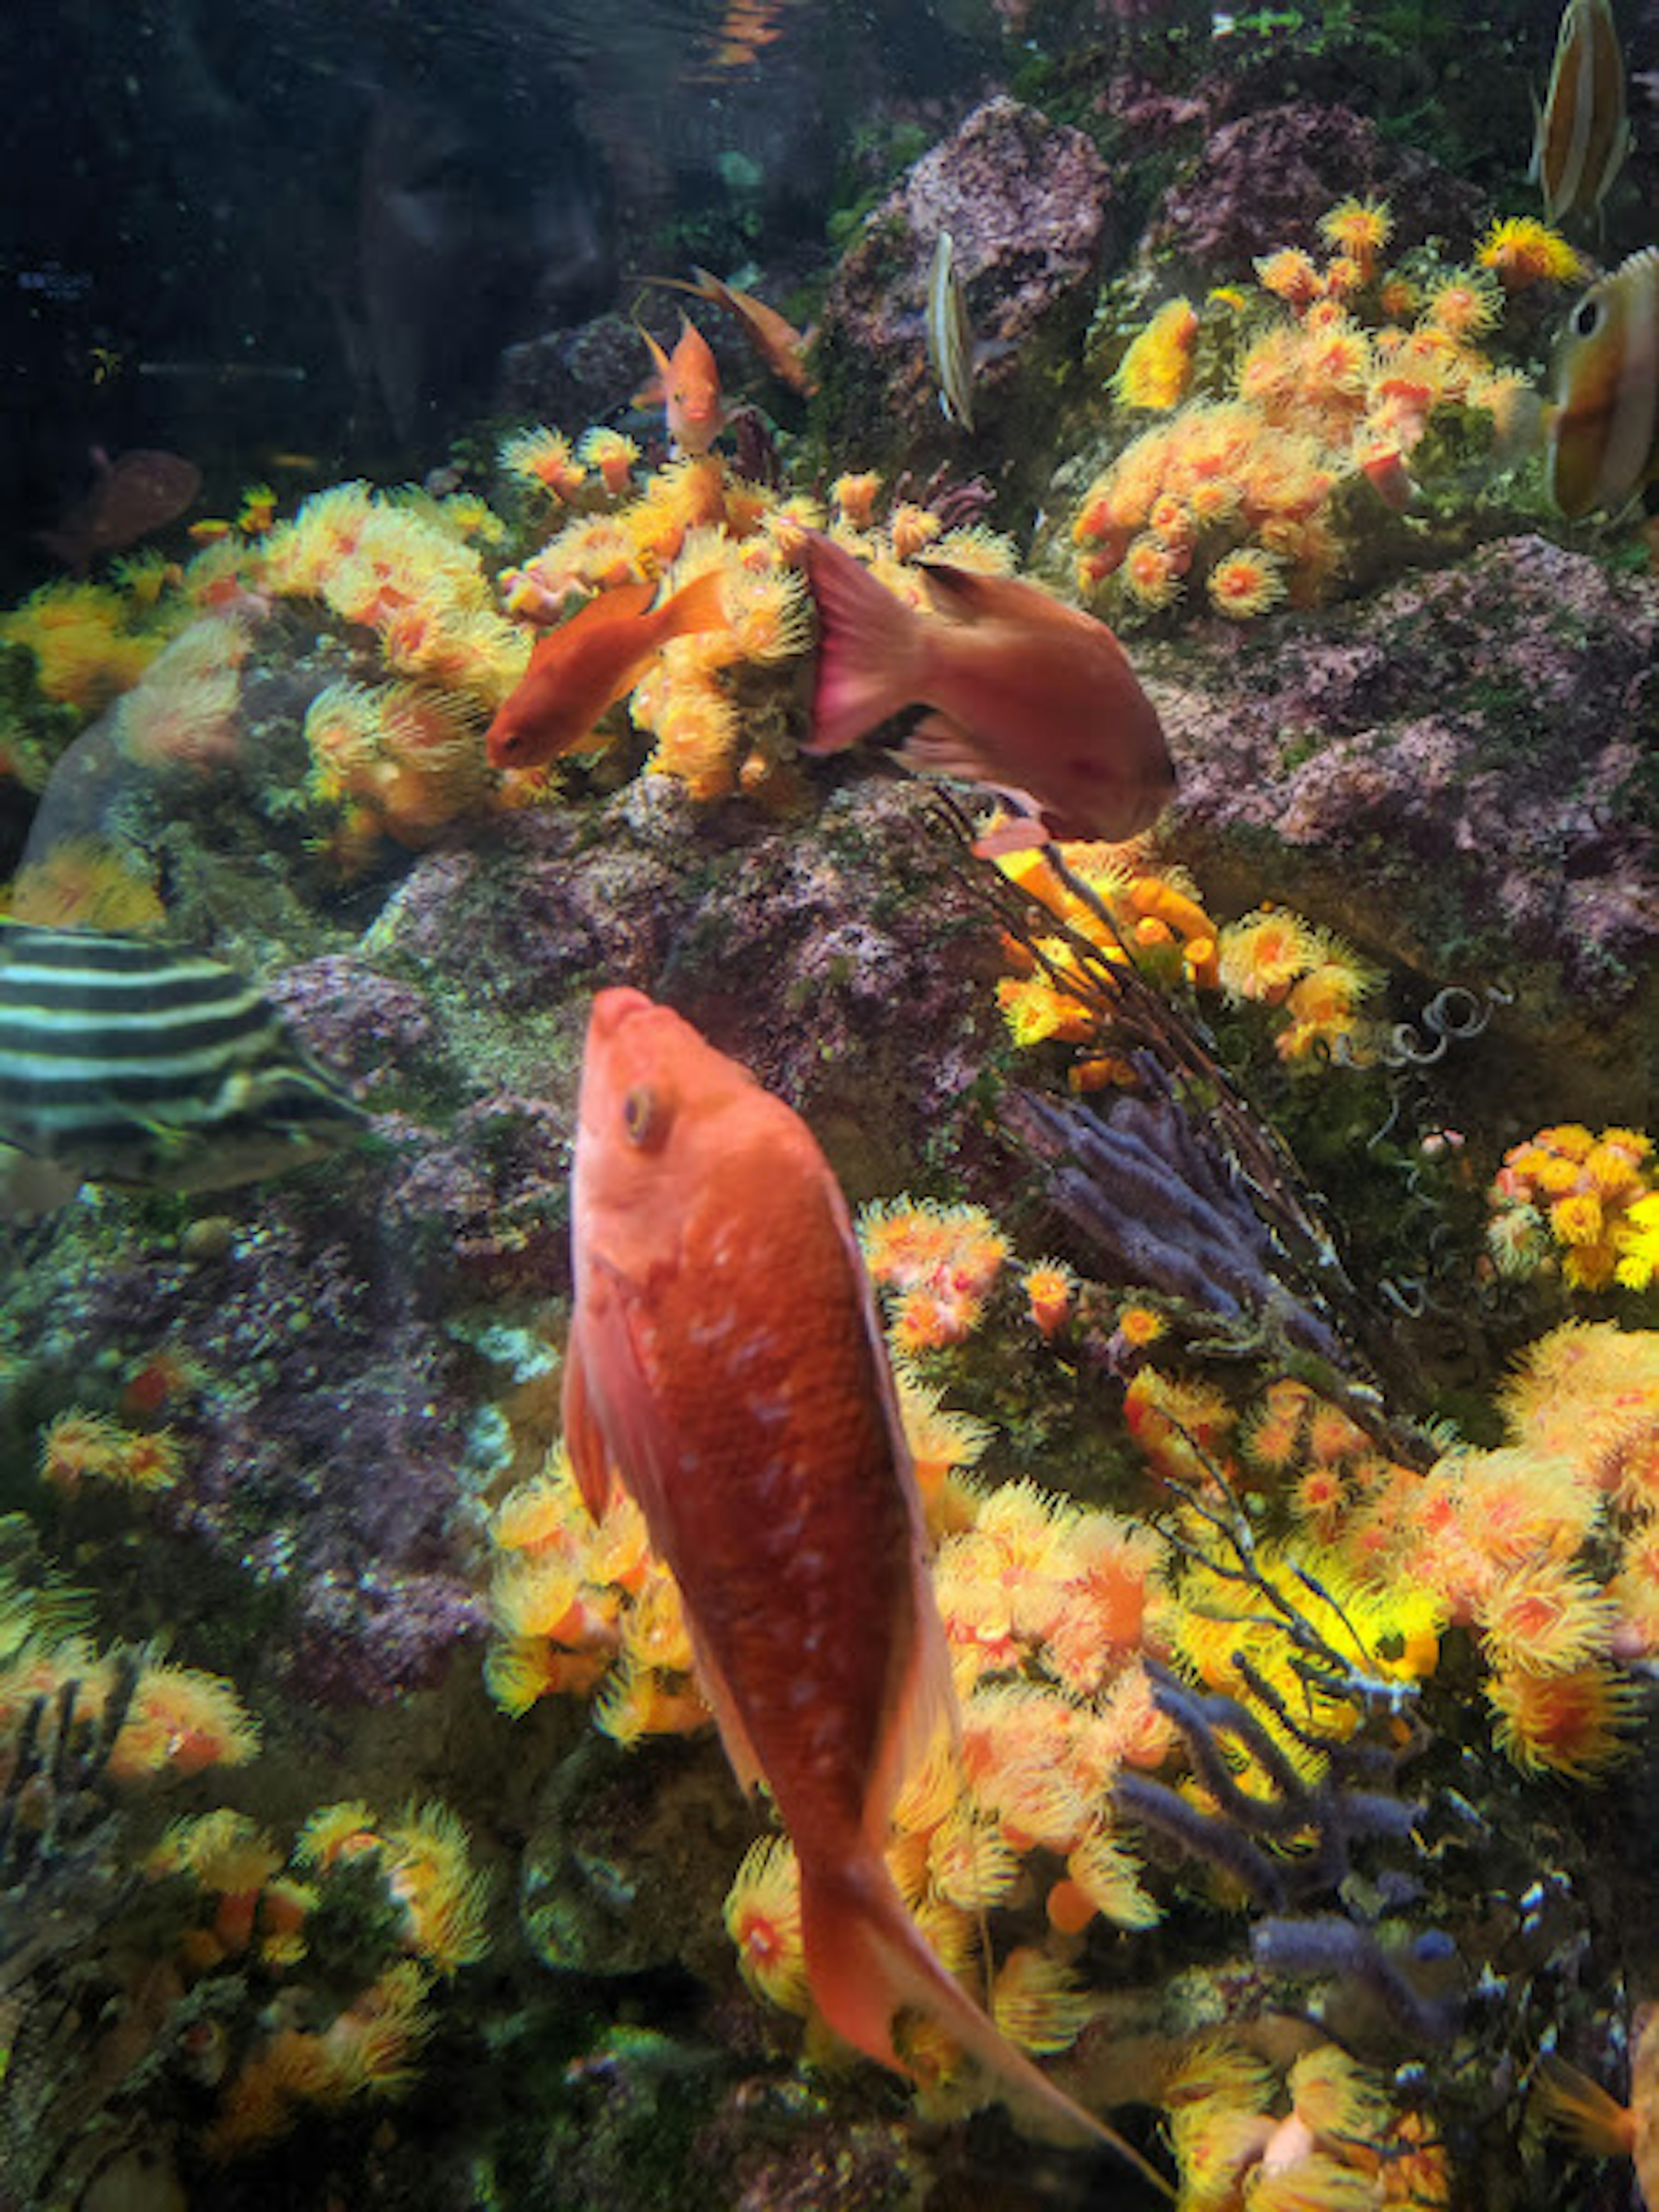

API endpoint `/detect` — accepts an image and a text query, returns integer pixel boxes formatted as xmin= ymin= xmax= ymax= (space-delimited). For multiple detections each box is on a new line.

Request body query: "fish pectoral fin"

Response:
xmin=561 ymin=1313 xmax=618 ymax=1521
xmin=896 ymin=712 xmax=1003 ymax=785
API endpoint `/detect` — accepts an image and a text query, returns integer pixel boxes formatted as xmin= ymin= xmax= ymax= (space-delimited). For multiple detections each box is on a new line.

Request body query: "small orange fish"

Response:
xmin=563 ymin=988 xmax=1170 ymax=2193
xmin=485 ymin=573 xmax=727 ymax=771
xmin=801 ymin=531 xmax=1176 ymax=853
xmin=646 ymin=268 xmax=817 ymax=396
xmin=636 ymin=315 xmax=727 ymax=454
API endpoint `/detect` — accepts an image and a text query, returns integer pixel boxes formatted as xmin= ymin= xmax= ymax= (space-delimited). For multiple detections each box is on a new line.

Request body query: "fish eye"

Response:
xmin=621 ymin=1084 xmax=665 ymax=1148
xmin=1571 ymin=296 xmax=1605 ymax=340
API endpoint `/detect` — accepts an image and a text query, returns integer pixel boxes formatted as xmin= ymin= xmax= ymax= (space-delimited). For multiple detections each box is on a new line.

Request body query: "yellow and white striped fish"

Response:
xmin=0 ymin=920 xmax=365 ymax=1208
xmin=1531 ymin=0 xmax=1630 ymax=228
xmin=1546 ymin=245 xmax=1659 ymax=517
xmin=925 ymin=229 xmax=976 ymax=434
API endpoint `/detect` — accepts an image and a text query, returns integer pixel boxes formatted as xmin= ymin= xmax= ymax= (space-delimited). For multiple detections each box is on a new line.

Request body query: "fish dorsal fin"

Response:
xmin=916 ymin=561 xmax=1084 ymax=637
xmin=533 ymin=581 xmax=658 ymax=664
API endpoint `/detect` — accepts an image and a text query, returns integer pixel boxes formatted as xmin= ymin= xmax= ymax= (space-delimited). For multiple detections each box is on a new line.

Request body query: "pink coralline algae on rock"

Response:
xmin=817 ymin=94 xmax=1113 ymax=456
xmin=1153 ymin=535 xmax=1656 ymax=1101
xmin=1147 ymin=103 xmax=1484 ymax=288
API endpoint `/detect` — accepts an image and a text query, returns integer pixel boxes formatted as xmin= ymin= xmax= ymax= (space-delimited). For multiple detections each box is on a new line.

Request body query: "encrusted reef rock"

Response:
xmin=1147 ymin=103 xmax=1486 ymax=288
xmin=817 ymin=94 xmax=1113 ymax=475
xmin=1151 ymin=535 xmax=1658 ymax=1114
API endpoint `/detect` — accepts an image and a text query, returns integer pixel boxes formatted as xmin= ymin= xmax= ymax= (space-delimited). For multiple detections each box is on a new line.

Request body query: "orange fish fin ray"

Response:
xmin=1535 ymin=2054 xmax=1635 ymax=2156
xmin=802 ymin=532 xmax=926 ymax=754
xmin=561 ymin=1313 xmax=617 ymax=1522
xmin=799 ymin=1856 xmax=1173 ymax=2197
xmin=654 ymin=567 xmax=728 ymax=641
xmin=862 ymin=1556 xmax=956 ymax=1849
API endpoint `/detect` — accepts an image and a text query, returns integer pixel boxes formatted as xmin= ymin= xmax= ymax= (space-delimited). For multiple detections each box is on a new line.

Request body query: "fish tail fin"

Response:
xmin=655 ymin=567 xmax=728 ymax=642
xmin=801 ymin=532 xmax=925 ymax=756
xmin=1534 ymin=2054 xmax=1634 ymax=2156
xmin=799 ymin=1853 xmax=1173 ymax=2198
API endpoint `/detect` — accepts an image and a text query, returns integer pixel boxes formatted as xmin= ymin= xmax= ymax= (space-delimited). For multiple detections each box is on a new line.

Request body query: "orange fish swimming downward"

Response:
xmin=485 ymin=572 xmax=726 ymax=770
xmin=637 ymin=314 xmax=728 ymax=454
xmin=562 ymin=988 xmax=1171 ymax=2195
xmin=801 ymin=531 xmax=1176 ymax=854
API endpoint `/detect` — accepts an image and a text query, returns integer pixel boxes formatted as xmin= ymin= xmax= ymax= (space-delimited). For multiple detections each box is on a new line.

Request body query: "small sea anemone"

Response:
xmin=991 ymin=1948 xmax=1093 ymax=2055
xmin=1255 ymin=249 xmax=1322 ymax=309
xmin=1115 ymin=298 xmax=1200 ymax=411
xmin=1422 ymin=272 xmax=1502 ymax=340
xmin=1208 ymin=547 xmax=1287 ymax=620
xmin=1218 ymin=909 xmax=1325 ymax=1001
xmin=500 ymin=426 xmax=588 ymax=501
xmin=724 ymin=1835 xmax=810 ymax=2014
xmin=1318 ymin=197 xmax=1392 ymax=270
xmin=576 ymin=426 xmax=639 ymax=496
xmin=1475 ymin=216 xmax=1585 ymax=289
xmin=112 ymin=1661 xmax=261 ymax=1779
xmin=1486 ymin=1661 xmax=1640 ymax=1780
xmin=830 ymin=470 xmax=883 ymax=529
xmin=1122 ymin=533 xmax=1185 ymax=610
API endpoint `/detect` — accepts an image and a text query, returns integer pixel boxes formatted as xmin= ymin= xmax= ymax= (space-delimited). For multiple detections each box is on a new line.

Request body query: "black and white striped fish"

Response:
xmin=0 ymin=921 xmax=365 ymax=1206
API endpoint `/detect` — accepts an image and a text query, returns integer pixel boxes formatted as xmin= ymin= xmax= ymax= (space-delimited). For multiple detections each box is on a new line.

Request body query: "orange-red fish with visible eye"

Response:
xmin=636 ymin=315 xmax=727 ymax=454
xmin=801 ymin=530 xmax=1176 ymax=854
xmin=562 ymin=989 xmax=1171 ymax=2195
xmin=485 ymin=573 xmax=726 ymax=770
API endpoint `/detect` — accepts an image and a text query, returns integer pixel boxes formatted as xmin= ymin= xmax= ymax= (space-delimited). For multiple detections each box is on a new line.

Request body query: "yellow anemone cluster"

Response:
xmin=482 ymin=1446 xmax=707 ymax=1739
xmin=1474 ymin=215 xmax=1586 ymax=290
xmin=1114 ymin=297 xmax=1201 ymax=411
xmin=1161 ymin=2032 xmax=1451 ymax=2211
xmin=0 ymin=1602 xmax=258 ymax=1789
xmin=38 ymin=1404 xmax=183 ymax=1492
xmin=857 ymin=1195 xmax=1011 ymax=1351
xmin=991 ymin=839 xmax=1372 ymax=1072
xmin=303 ymin=677 xmax=492 ymax=856
xmin=139 ymin=1794 xmax=486 ymax=2160
xmin=1485 ymin=1122 xmax=1657 ymax=1292
xmin=0 ymin=577 xmax=174 ymax=715
xmin=1252 ymin=1322 xmax=1656 ymax=1779
xmin=1074 ymin=200 xmax=1542 ymax=618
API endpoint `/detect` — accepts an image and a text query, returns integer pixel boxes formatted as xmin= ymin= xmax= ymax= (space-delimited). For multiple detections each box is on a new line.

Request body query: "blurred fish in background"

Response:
xmin=36 ymin=448 xmax=202 ymax=569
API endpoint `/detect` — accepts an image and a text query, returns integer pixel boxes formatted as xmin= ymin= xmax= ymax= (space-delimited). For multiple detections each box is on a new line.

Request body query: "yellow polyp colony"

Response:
xmin=1474 ymin=216 xmax=1586 ymax=290
xmin=0 ymin=578 xmax=173 ymax=714
xmin=38 ymin=1407 xmax=182 ymax=1492
xmin=1074 ymin=199 xmax=1543 ymax=618
xmin=857 ymin=1195 xmax=1011 ymax=1351
xmin=989 ymin=839 xmax=1373 ymax=1078
xmin=1113 ymin=296 xmax=1201 ymax=411
xmin=481 ymin=1448 xmax=706 ymax=1738
xmin=1160 ymin=2031 xmax=1449 ymax=2212
xmin=1485 ymin=1123 xmax=1657 ymax=1292
xmin=303 ymin=677 xmax=491 ymax=850
xmin=1212 ymin=1321 xmax=1656 ymax=1779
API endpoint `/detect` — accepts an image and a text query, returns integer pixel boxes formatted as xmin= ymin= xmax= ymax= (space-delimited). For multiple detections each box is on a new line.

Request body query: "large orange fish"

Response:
xmin=801 ymin=532 xmax=1176 ymax=854
xmin=486 ymin=573 xmax=726 ymax=770
xmin=562 ymin=988 xmax=1171 ymax=2194
xmin=637 ymin=315 xmax=727 ymax=454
